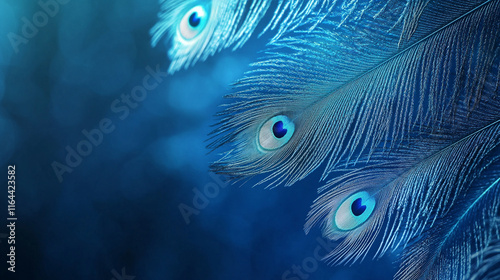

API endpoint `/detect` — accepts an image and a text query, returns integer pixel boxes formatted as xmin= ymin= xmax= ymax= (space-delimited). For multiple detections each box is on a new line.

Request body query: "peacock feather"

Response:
xmin=156 ymin=0 xmax=500 ymax=278
xmin=209 ymin=0 xmax=495 ymax=187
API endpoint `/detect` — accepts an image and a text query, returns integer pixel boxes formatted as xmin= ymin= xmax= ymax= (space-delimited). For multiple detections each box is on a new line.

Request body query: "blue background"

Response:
xmin=0 ymin=0 xmax=396 ymax=279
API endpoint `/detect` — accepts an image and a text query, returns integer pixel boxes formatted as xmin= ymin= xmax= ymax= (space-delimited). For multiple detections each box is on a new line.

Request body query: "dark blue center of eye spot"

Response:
xmin=351 ymin=198 xmax=367 ymax=216
xmin=272 ymin=121 xmax=287 ymax=138
xmin=189 ymin=12 xmax=201 ymax=27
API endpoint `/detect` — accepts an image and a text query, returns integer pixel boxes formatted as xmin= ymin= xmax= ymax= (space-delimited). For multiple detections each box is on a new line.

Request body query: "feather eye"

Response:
xmin=178 ymin=5 xmax=209 ymax=41
xmin=258 ymin=115 xmax=295 ymax=151
xmin=333 ymin=191 xmax=376 ymax=231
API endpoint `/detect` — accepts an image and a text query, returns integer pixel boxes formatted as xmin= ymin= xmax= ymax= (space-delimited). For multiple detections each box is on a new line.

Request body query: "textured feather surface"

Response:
xmin=207 ymin=0 xmax=500 ymax=278
xmin=151 ymin=0 xmax=432 ymax=73
xmin=209 ymin=0 xmax=495 ymax=187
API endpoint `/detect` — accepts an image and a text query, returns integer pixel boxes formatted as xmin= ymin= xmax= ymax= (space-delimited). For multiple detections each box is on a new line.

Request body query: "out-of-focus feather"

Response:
xmin=470 ymin=238 xmax=500 ymax=280
xmin=151 ymin=0 xmax=270 ymax=73
xmin=151 ymin=0 xmax=431 ymax=73
xmin=396 ymin=173 xmax=500 ymax=280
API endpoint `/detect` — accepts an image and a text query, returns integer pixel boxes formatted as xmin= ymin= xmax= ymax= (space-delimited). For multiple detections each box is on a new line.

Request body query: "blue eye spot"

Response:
xmin=333 ymin=191 xmax=376 ymax=231
xmin=258 ymin=115 xmax=295 ymax=151
xmin=179 ymin=6 xmax=208 ymax=40
xmin=272 ymin=121 xmax=287 ymax=138
xmin=189 ymin=12 xmax=201 ymax=27
xmin=351 ymin=198 xmax=367 ymax=216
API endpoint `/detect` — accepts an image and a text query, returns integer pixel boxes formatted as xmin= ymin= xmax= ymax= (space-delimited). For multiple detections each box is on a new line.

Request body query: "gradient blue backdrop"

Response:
xmin=0 ymin=0 xmax=396 ymax=279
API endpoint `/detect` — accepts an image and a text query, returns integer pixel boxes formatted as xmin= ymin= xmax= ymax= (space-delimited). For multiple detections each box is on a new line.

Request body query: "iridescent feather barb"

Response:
xmin=206 ymin=0 xmax=500 ymax=278
xmin=151 ymin=0 xmax=430 ymax=74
